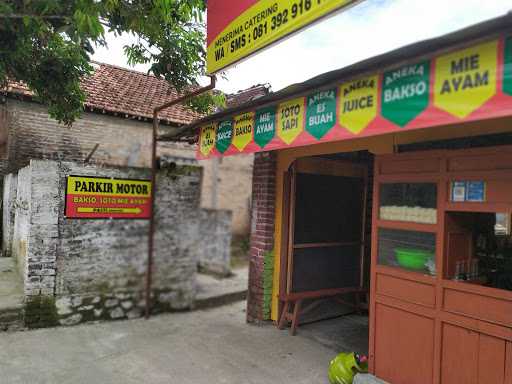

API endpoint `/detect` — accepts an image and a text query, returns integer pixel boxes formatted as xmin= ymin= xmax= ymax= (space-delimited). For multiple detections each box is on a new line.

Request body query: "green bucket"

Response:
xmin=394 ymin=248 xmax=433 ymax=270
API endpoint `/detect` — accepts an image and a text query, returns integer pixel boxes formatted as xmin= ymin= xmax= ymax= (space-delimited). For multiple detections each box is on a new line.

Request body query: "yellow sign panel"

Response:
xmin=339 ymin=75 xmax=378 ymax=134
xmin=77 ymin=207 xmax=143 ymax=214
xmin=232 ymin=112 xmax=254 ymax=151
xmin=67 ymin=176 xmax=151 ymax=197
xmin=207 ymin=0 xmax=355 ymax=74
xmin=199 ymin=123 xmax=217 ymax=156
xmin=434 ymin=40 xmax=498 ymax=118
xmin=277 ymin=97 xmax=305 ymax=145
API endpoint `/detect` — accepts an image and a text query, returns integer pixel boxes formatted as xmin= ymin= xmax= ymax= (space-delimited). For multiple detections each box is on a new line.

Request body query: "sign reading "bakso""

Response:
xmin=65 ymin=176 xmax=152 ymax=219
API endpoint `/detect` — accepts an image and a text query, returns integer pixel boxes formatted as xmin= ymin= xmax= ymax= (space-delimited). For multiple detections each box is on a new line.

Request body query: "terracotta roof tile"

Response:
xmin=226 ymin=84 xmax=271 ymax=108
xmin=6 ymin=62 xmax=202 ymax=125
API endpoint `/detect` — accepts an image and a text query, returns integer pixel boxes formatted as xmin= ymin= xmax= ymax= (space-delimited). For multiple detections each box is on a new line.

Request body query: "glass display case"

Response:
xmin=379 ymin=183 xmax=437 ymax=224
xmin=445 ymin=211 xmax=512 ymax=292
xmin=378 ymin=228 xmax=436 ymax=275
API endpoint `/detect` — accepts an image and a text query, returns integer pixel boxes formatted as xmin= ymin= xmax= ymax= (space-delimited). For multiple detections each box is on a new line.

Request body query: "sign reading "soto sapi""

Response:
xmin=197 ymin=36 xmax=512 ymax=159
xmin=65 ymin=176 xmax=152 ymax=219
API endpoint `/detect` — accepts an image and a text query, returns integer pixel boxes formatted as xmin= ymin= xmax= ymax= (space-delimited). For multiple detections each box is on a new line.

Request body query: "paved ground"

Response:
xmin=195 ymin=267 xmax=248 ymax=309
xmin=0 ymin=258 xmax=23 ymax=311
xmin=0 ymin=301 xmax=343 ymax=384
xmin=298 ymin=314 xmax=368 ymax=354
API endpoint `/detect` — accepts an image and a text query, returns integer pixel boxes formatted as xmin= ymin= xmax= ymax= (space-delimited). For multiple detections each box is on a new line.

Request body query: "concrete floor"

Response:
xmin=0 ymin=301 xmax=358 ymax=384
xmin=0 ymin=258 xmax=23 ymax=311
xmin=195 ymin=267 xmax=248 ymax=308
xmin=298 ymin=314 xmax=369 ymax=355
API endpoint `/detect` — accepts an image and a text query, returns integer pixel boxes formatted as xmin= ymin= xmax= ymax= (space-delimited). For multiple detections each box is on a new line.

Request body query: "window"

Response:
xmin=378 ymin=228 xmax=436 ymax=276
xmin=379 ymin=183 xmax=437 ymax=224
xmin=445 ymin=211 xmax=512 ymax=291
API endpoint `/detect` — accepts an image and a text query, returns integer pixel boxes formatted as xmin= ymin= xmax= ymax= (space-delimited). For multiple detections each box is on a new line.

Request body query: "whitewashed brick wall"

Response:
xmin=5 ymin=160 xmax=231 ymax=327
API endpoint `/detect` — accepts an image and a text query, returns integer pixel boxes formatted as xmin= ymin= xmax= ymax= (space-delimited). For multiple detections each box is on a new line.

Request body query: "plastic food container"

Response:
xmin=394 ymin=248 xmax=434 ymax=270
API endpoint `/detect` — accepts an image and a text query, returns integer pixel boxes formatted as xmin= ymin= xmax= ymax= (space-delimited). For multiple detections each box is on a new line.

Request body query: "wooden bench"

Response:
xmin=277 ymin=287 xmax=368 ymax=335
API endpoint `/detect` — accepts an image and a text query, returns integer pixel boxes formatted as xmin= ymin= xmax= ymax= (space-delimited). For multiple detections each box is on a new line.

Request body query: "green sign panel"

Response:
xmin=504 ymin=37 xmax=512 ymax=96
xmin=216 ymin=120 xmax=233 ymax=153
xmin=254 ymin=106 xmax=276 ymax=148
xmin=306 ymin=88 xmax=337 ymax=139
xmin=382 ymin=61 xmax=430 ymax=127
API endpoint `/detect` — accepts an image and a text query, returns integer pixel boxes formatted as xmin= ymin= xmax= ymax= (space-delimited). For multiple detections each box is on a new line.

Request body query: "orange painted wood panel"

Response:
xmin=379 ymin=158 xmax=440 ymax=175
xmin=484 ymin=179 xmax=512 ymax=203
xmin=374 ymin=303 xmax=434 ymax=384
xmin=376 ymin=273 xmax=435 ymax=308
xmin=447 ymin=153 xmax=512 ymax=172
xmin=441 ymin=323 xmax=478 ymax=384
xmin=478 ymin=334 xmax=506 ymax=384
xmin=506 ymin=342 xmax=512 ymax=384
xmin=443 ymin=288 xmax=512 ymax=327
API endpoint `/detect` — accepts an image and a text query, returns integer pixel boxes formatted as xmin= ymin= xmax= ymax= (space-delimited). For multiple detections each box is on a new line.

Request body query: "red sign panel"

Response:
xmin=65 ymin=176 xmax=151 ymax=219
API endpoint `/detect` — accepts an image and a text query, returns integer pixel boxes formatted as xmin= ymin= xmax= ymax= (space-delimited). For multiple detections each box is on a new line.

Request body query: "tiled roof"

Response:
xmin=226 ymin=84 xmax=271 ymax=108
xmin=5 ymin=62 xmax=202 ymax=125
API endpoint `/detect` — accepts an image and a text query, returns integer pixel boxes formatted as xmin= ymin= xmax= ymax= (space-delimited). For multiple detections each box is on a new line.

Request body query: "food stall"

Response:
xmin=173 ymin=13 xmax=512 ymax=384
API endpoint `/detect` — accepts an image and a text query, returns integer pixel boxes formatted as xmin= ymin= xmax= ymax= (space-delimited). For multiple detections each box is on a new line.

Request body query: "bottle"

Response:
xmin=471 ymin=259 xmax=479 ymax=280
xmin=455 ymin=261 xmax=462 ymax=280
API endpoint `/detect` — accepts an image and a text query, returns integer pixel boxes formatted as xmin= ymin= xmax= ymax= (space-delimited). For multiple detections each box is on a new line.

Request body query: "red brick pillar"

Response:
xmin=247 ymin=151 xmax=276 ymax=323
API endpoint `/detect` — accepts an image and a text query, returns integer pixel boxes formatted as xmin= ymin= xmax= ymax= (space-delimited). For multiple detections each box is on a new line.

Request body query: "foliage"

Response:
xmin=186 ymin=90 xmax=226 ymax=115
xmin=0 ymin=0 xmax=215 ymax=125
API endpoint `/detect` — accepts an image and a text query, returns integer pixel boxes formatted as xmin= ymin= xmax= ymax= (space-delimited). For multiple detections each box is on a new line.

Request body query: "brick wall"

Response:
xmin=247 ymin=152 xmax=276 ymax=323
xmin=2 ymin=100 xmax=253 ymax=236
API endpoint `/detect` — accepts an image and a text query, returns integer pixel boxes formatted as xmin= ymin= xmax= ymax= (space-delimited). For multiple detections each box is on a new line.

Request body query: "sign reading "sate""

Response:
xmin=65 ymin=176 xmax=151 ymax=219
xmin=207 ymin=0 xmax=357 ymax=74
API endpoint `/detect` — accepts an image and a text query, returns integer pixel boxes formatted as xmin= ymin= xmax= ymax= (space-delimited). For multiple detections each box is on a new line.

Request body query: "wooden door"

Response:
xmin=281 ymin=158 xmax=366 ymax=293
xmin=284 ymin=158 xmax=368 ymax=294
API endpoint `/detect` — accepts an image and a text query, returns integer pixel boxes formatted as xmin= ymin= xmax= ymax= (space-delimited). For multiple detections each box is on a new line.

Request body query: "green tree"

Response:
xmin=0 ymin=0 xmax=218 ymax=125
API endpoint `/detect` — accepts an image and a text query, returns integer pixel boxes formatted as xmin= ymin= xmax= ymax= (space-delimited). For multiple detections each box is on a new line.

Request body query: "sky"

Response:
xmin=92 ymin=0 xmax=512 ymax=95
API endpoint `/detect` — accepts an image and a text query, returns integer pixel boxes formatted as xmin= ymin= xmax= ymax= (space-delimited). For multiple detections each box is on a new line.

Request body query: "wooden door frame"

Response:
xmin=277 ymin=156 xmax=369 ymax=311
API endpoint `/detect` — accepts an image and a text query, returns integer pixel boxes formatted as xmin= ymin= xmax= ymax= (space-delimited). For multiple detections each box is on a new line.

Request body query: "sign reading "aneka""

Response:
xmin=65 ymin=176 xmax=151 ymax=219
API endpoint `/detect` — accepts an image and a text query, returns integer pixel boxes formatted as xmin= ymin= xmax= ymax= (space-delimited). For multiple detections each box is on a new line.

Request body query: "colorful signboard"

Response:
xmin=306 ymin=88 xmax=337 ymax=139
xmin=207 ymin=0 xmax=357 ymax=74
xmin=434 ymin=41 xmax=497 ymax=119
xmin=339 ymin=75 xmax=378 ymax=134
xmin=233 ymin=112 xmax=255 ymax=151
xmin=255 ymin=106 xmax=277 ymax=147
xmin=197 ymin=37 xmax=512 ymax=159
xmin=382 ymin=61 xmax=430 ymax=127
xmin=199 ymin=123 xmax=216 ymax=157
xmin=216 ymin=120 xmax=233 ymax=153
xmin=65 ymin=176 xmax=151 ymax=219
xmin=504 ymin=36 xmax=512 ymax=96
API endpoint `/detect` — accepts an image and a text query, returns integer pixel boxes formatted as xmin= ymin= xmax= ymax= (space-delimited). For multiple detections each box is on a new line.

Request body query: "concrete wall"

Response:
xmin=6 ymin=159 xmax=231 ymax=327
xmin=1 ymin=100 xmax=253 ymax=235
xmin=12 ymin=166 xmax=30 ymax=281
xmin=2 ymin=173 xmax=17 ymax=257
xmin=197 ymin=209 xmax=233 ymax=276
xmin=160 ymin=144 xmax=254 ymax=235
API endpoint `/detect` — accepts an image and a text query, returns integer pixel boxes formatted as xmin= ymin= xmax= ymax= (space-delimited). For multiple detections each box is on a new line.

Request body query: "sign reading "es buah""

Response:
xmin=65 ymin=176 xmax=151 ymax=219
